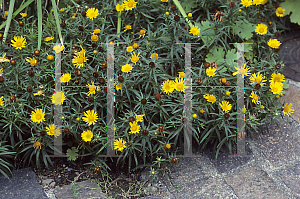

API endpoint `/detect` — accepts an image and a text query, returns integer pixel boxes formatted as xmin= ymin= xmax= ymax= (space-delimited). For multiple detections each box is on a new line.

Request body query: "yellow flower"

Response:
xmin=129 ymin=121 xmax=140 ymax=134
xmin=26 ymin=57 xmax=37 ymax=66
xmin=127 ymin=46 xmax=134 ymax=52
xmin=116 ymin=3 xmax=125 ymax=12
xmin=91 ymin=34 xmax=98 ymax=41
xmin=262 ymin=0 xmax=268 ymax=3
xmin=132 ymin=42 xmax=139 ymax=49
xmin=206 ymin=67 xmax=216 ymax=77
xmin=193 ymin=114 xmax=197 ymax=118
xmin=276 ymin=7 xmax=285 ymax=17
xmin=0 ymin=53 xmax=9 ymax=63
xmin=268 ymin=39 xmax=281 ymax=49
xmin=60 ymin=8 xmax=65 ymax=12
xmin=33 ymin=90 xmax=45 ymax=96
xmin=4 ymin=11 xmax=8 ymax=16
xmin=269 ymin=81 xmax=283 ymax=95
xmin=174 ymin=78 xmax=186 ymax=92
xmin=282 ymin=103 xmax=294 ymax=116
xmin=249 ymin=72 xmax=267 ymax=86
xmin=226 ymin=91 xmax=231 ymax=96
xmin=165 ymin=143 xmax=171 ymax=149
xmin=199 ymin=109 xmax=205 ymax=114
xmin=11 ymin=35 xmax=27 ymax=50
xmin=165 ymin=12 xmax=169 ymax=16
xmin=114 ymin=82 xmax=124 ymax=91
xmin=86 ymin=81 xmax=100 ymax=96
xmin=81 ymin=130 xmax=93 ymax=142
xmin=121 ymin=64 xmax=134 ymax=73
xmin=45 ymin=36 xmax=54 ymax=42
xmin=20 ymin=13 xmax=27 ymax=18
xmin=114 ymin=138 xmax=126 ymax=152
xmin=260 ymin=105 xmax=264 ymax=109
xmin=240 ymin=0 xmax=253 ymax=7
xmin=232 ymin=64 xmax=250 ymax=77
xmin=134 ymin=113 xmax=145 ymax=122
xmin=253 ymin=0 xmax=263 ymax=5
xmin=124 ymin=0 xmax=137 ymax=11
xmin=72 ymin=15 xmax=76 ymax=19
xmin=150 ymin=53 xmax=159 ymax=60
xmin=51 ymin=92 xmax=66 ymax=105
xmin=124 ymin=25 xmax=132 ymax=31
xmin=178 ymin=72 xmax=185 ymax=78
xmin=33 ymin=141 xmax=41 ymax=149
xmin=82 ymin=110 xmax=98 ymax=126
xmin=242 ymin=108 xmax=247 ymax=113
xmin=203 ymin=94 xmax=216 ymax=104
xmin=53 ymin=44 xmax=64 ymax=53
xmin=239 ymin=9 xmax=242 ymax=12
xmin=161 ymin=0 xmax=168 ymax=2
xmin=255 ymin=23 xmax=267 ymax=35
xmin=0 ymin=96 xmax=4 ymax=106
xmin=86 ymin=8 xmax=99 ymax=20
xmin=250 ymin=91 xmax=260 ymax=104
xmin=161 ymin=80 xmax=175 ymax=95
xmin=189 ymin=25 xmax=200 ymax=36
xmin=93 ymin=29 xmax=101 ymax=34
xmin=219 ymin=101 xmax=232 ymax=112
xmin=30 ymin=108 xmax=45 ymax=123
xmin=270 ymin=73 xmax=285 ymax=84
xmin=72 ymin=52 xmax=88 ymax=68
xmin=76 ymin=117 xmax=80 ymax=121
xmin=61 ymin=73 xmax=71 ymax=83
xmin=131 ymin=51 xmax=140 ymax=64
xmin=47 ymin=53 xmax=54 ymax=61
xmin=93 ymin=50 xmax=97 ymax=54
xmin=46 ymin=124 xmax=61 ymax=138
xmin=188 ymin=13 xmax=192 ymax=18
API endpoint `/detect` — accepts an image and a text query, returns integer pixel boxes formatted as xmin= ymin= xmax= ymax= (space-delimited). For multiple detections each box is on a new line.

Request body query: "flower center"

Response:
xmin=254 ymin=95 xmax=258 ymax=101
xmin=260 ymin=28 xmax=264 ymax=33
xmin=128 ymin=2 xmax=133 ymax=7
xmin=78 ymin=57 xmax=84 ymax=64
xmin=15 ymin=41 xmax=22 ymax=47
xmin=131 ymin=126 xmax=137 ymax=131
xmin=88 ymin=115 xmax=94 ymax=121
xmin=278 ymin=10 xmax=283 ymax=14
xmin=36 ymin=113 xmax=42 ymax=120
xmin=177 ymin=84 xmax=184 ymax=90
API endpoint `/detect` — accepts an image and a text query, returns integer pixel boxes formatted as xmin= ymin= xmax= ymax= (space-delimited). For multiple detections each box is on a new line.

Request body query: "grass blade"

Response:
xmin=37 ymin=0 xmax=42 ymax=50
xmin=2 ymin=0 xmax=15 ymax=44
xmin=51 ymin=0 xmax=63 ymax=45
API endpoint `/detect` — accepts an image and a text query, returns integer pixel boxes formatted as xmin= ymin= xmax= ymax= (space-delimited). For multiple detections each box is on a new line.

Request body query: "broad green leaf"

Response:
xmin=233 ymin=19 xmax=255 ymax=40
xmin=198 ymin=20 xmax=215 ymax=44
xmin=66 ymin=147 xmax=79 ymax=161
xmin=244 ymin=52 xmax=254 ymax=63
xmin=205 ymin=47 xmax=225 ymax=64
xmin=181 ymin=0 xmax=198 ymax=12
xmin=281 ymin=0 xmax=300 ymax=25
xmin=225 ymin=49 xmax=237 ymax=67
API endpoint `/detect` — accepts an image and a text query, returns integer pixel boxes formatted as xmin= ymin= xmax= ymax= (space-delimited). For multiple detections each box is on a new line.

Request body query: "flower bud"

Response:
xmin=118 ymin=76 xmax=124 ymax=82
xmin=170 ymin=5 xmax=176 ymax=11
xmin=74 ymin=69 xmax=81 ymax=76
xmin=27 ymin=86 xmax=32 ymax=92
xmin=81 ymin=11 xmax=86 ymax=17
xmin=196 ymin=78 xmax=203 ymax=85
xmin=93 ymin=72 xmax=99 ymax=78
xmin=229 ymin=2 xmax=236 ymax=7
xmin=174 ymin=15 xmax=180 ymax=21
xmin=10 ymin=59 xmax=16 ymax=65
xmin=171 ymin=157 xmax=178 ymax=164
xmin=275 ymin=63 xmax=281 ymax=69
xmin=28 ymin=70 xmax=34 ymax=77
xmin=255 ymin=84 xmax=261 ymax=89
xmin=102 ymin=62 xmax=107 ymax=68
xmin=64 ymin=128 xmax=70 ymax=134
xmin=155 ymin=93 xmax=161 ymax=100
xmin=60 ymin=21 xmax=66 ymax=27
xmin=224 ymin=113 xmax=230 ymax=119
xmin=149 ymin=62 xmax=155 ymax=68
xmin=142 ymin=130 xmax=149 ymax=136
xmin=88 ymin=96 xmax=94 ymax=102
xmin=99 ymin=78 xmax=105 ymax=84
xmin=78 ymin=26 xmax=84 ymax=31
xmin=141 ymin=99 xmax=147 ymax=104
xmin=34 ymin=50 xmax=40 ymax=56
xmin=0 ymin=76 xmax=4 ymax=82
xmin=40 ymin=131 xmax=46 ymax=136
xmin=128 ymin=117 xmax=135 ymax=123
xmin=204 ymin=62 xmax=210 ymax=68
xmin=19 ymin=21 xmax=24 ymax=26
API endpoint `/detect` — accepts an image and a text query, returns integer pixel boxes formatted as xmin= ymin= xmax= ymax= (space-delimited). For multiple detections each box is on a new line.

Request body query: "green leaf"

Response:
xmin=225 ymin=49 xmax=237 ymax=67
xmin=198 ymin=20 xmax=215 ymax=44
xmin=281 ymin=0 xmax=300 ymax=25
xmin=37 ymin=0 xmax=43 ymax=50
xmin=205 ymin=47 xmax=225 ymax=64
xmin=66 ymin=147 xmax=79 ymax=161
xmin=283 ymin=81 xmax=289 ymax=89
xmin=181 ymin=0 xmax=197 ymax=12
xmin=233 ymin=19 xmax=255 ymax=40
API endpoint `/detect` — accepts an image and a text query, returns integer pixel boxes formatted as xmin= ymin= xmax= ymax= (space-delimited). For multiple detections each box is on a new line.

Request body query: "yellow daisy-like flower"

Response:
xmin=226 ymin=91 xmax=231 ymax=96
xmin=26 ymin=57 xmax=37 ymax=66
xmin=252 ymin=0 xmax=263 ymax=5
xmin=20 ymin=13 xmax=27 ymax=18
xmin=242 ymin=108 xmax=247 ymax=113
xmin=267 ymin=39 xmax=282 ymax=49
xmin=114 ymin=138 xmax=126 ymax=152
xmin=127 ymin=46 xmax=134 ymax=52
xmin=72 ymin=54 xmax=88 ymax=68
xmin=33 ymin=90 xmax=45 ymax=96
xmin=161 ymin=80 xmax=175 ymax=95
xmin=33 ymin=141 xmax=41 ymax=150
xmin=193 ymin=114 xmax=197 ymax=118
xmin=4 ymin=11 xmax=8 ymax=16
xmin=269 ymin=81 xmax=283 ymax=95
xmin=206 ymin=67 xmax=216 ymax=77
xmin=86 ymin=81 xmax=100 ymax=96
xmin=282 ymin=103 xmax=294 ymax=116
xmin=0 ymin=53 xmax=9 ymax=63
xmin=262 ymin=0 xmax=268 ymax=3
xmin=11 ymin=35 xmax=27 ymax=50
xmin=53 ymin=44 xmax=64 ymax=53
xmin=139 ymin=29 xmax=146 ymax=38
xmin=45 ymin=36 xmax=54 ymax=42
xmin=124 ymin=25 xmax=132 ymax=31
xmin=150 ymin=53 xmax=159 ymax=60
xmin=250 ymin=91 xmax=260 ymax=104
xmin=46 ymin=124 xmax=61 ymax=138
xmin=116 ymin=3 xmax=125 ymax=12
xmin=124 ymin=0 xmax=137 ymax=11
xmin=270 ymin=73 xmax=285 ymax=84
xmin=114 ymin=82 xmax=123 ymax=91
xmin=129 ymin=121 xmax=140 ymax=134
xmin=86 ymin=8 xmax=99 ymax=20
xmin=276 ymin=7 xmax=285 ymax=17
xmin=81 ymin=130 xmax=93 ymax=142
xmin=219 ymin=101 xmax=232 ymax=112
xmin=0 ymin=96 xmax=4 ymax=106
xmin=30 ymin=108 xmax=45 ymax=123
xmin=174 ymin=78 xmax=186 ymax=92
xmin=82 ymin=110 xmax=98 ymax=126
xmin=51 ymin=92 xmax=66 ymax=105
xmin=91 ymin=34 xmax=98 ymax=41
xmin=188 ymin=13 xmax=192 ymax=18
xmin=203 ymin=94 xmax=217 ymax=104
xmin=121 ymin=64 xmax=134 ymax=73
xmin=255 ymin=23 xmax=268 ymax=35
xmin=240 ymin=0 xmax=253 ymax=7
xmin=133 ymin=42 xmax=139 ymax=49
xmin=61 ymin=73 xmax=71 ymax=83
xmin=199 ymin=109 xmax=205 ymax=114
xmin=60 ymin=8 xmax=65 ymax=12
xmin=134 ymin=113 xmax=145 ymax=122
xmin=178 ymin=72 xmax=185 ymax=78
xmin=161 ymin=0 xmax=168 ymax=2
xmin=165 ymin=143 xmax=171 ymax=149
xmin=249 ymin=72 xmax=267 ymax=86
xmin=131 ymin=51 xmax=140 ymax=64
xmin=232 ymin=64 xmax=251 ymax=77
xmin=47 ymin=53 xmax=54 ymax=61
xmin=189 ymin=25 xmax=200 ymax=36
xmin=93 ymin=29 xmax=101 ymax=34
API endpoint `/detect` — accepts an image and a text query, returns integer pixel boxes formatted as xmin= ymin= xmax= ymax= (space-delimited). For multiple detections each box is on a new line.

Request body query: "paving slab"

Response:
xmin=53 ymin=180 xmax=106 ymax=199
xmin=280 ymin=83 xmax=300 ymax=124
xmin=0 ymin=168 xmax=48 ymax=199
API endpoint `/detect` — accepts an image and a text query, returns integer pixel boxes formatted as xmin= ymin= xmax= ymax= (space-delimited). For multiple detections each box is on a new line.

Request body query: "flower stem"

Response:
xmin=173 ymin=0 xmax=193 ymax=28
